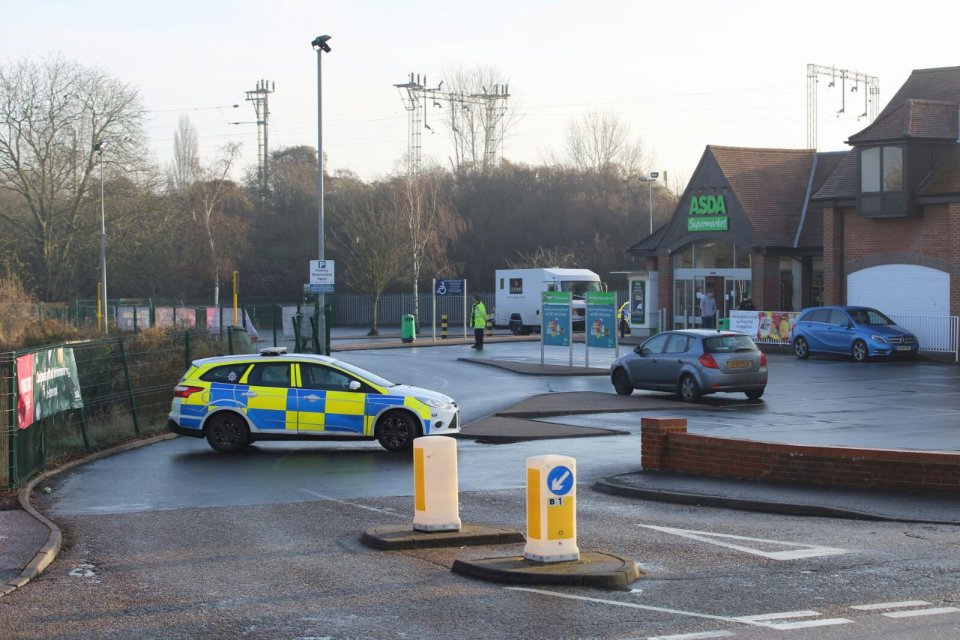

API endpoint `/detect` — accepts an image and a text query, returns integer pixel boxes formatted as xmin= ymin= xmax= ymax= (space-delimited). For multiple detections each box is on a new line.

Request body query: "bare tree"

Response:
xmin=0 ymin=56 xmax=145 ymax=300
xmin=331 ymin=183 xmax=406 ymax=336
xmin=442 ymin=65 xmax=517 ymax=172
xmin=186 ymin=142 xmax=241 ymax=305
xmin=565 ymin=110 xmax=646 ymax=175
xmin=508 ymin=246 xmax=580 ymax=269
xmin=393 ymin=166 xmax=463 ymax=329
xmin=170 ymin=114 xmax=200 ymax=191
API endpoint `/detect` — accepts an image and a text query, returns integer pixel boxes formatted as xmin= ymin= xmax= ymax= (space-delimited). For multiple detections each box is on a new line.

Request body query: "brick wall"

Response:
xmin=641 ymin=417 xmax=960 ymax=492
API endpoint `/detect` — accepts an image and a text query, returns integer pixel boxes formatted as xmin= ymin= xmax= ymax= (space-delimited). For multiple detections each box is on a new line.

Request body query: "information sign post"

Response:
xmin=541 ymin=291 xmax=572 ymax=366
xmin=432 ymin=279 xmax=467 ymax=342
xmin=585 ymin=291 xmax=618 ymax=366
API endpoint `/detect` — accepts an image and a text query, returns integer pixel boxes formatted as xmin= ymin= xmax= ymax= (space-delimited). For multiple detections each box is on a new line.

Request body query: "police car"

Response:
xmin=168 ymin=347 xmax=460 ymax=453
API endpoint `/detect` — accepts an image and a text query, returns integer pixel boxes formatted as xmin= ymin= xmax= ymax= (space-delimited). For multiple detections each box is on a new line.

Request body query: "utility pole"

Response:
xmin=394 ymin=72 xmax=510 ymax=174
xmin=245 ymin=79 xmax=275 ymax=191
xmin=806 ymin=64 xmax=879 ymax=150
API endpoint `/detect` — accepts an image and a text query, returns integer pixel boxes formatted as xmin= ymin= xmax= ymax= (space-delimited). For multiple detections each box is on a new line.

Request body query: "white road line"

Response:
xmin=733 ymin=610 xmax=852 ymax=630
xmin=851 ymin=600 xmax=931 ymax=611
xmin=883 ymin=607 xmax=960 ymax=619
xmin=299 ymin=489 xmax=406 ymax=518
xmin=765 ymin=618 xmax=854 ymax=630
xmin=638 ymin=524 xmax=849 ymax=560
xmin=647 ymin=632 xmax=734 ymax=640
xmin=504 ymin=587 xmax=767 ymax=627
xmin=733 ymin=610 xmax=821 ymax=622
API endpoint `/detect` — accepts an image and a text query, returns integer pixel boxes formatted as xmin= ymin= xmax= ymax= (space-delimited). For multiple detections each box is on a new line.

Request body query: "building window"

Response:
xmin=860 ymin=145 xmax=903 ymax=193
xmin=673 ymin=241 xmax=751 ymax=271
xmin=883 ymin=147 xmax=903 ymax=191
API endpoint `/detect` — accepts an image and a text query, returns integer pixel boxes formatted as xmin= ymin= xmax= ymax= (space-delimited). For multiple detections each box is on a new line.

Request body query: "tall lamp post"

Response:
xmin=312 ymin=34 xmax=331 ymax=354
xmin=94 ymin=140 xmax=108 ymax=335
xmin=640 ymin=171 xmax=659 ymax=236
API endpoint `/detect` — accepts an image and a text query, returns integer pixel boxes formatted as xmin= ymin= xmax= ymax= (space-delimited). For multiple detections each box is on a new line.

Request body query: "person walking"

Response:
xmin=470 ymin=294 xmax=487 ymax=350
xmin=700 ymin=289 xmax=717 ymax=329
xmin=738 ymin=294 xmax=756 ymax=311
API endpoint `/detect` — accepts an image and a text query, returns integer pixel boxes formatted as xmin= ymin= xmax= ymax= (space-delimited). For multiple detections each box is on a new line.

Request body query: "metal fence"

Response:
xmin=890 ymin=314 xmax=960 ymax=361
xmin=0 ymin=327 xmax=256 ymax=491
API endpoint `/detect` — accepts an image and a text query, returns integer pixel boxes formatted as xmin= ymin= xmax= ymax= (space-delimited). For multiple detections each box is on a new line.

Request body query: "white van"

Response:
xmin=494 ymin=268 xmax=603 ymax=334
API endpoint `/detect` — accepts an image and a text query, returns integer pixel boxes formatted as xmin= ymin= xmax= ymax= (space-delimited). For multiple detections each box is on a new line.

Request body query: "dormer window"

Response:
xmin=860 ymin=146 xmax=903 ymax=192
xmin=858 ymin=144 xmax=908 ymax=217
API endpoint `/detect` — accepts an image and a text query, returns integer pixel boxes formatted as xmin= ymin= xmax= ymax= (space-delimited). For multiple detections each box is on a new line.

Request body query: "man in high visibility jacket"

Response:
xmin=470 ymin=294 xmax=487 ymax=350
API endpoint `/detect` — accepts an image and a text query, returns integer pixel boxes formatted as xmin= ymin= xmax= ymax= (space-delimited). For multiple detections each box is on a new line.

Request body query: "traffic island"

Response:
xmin=451 ymin=551 xmax=642 ymax=589
xmin=361 ymin=523 xmax=524 ymax=550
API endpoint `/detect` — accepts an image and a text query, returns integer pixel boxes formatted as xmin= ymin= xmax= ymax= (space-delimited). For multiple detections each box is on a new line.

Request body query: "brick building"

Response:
xmin=628 ymin=66 xmax=960 ymax=330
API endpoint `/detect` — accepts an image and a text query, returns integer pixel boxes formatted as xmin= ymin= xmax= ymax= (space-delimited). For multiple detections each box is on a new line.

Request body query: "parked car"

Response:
xmin=610 ymin=330 xmax=767 ymax=401
xmin=168 ymin=347 xmax=460 ymax=453
xmin=790 ymin=306 xmax=919 ymax=362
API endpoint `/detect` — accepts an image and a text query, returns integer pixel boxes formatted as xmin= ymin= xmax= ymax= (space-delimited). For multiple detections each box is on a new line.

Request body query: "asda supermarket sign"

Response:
xmin=688 ymin=194 xmax=729 ymax=232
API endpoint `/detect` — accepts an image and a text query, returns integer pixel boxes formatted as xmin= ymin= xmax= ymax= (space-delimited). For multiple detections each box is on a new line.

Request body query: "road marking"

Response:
xmin=638 ymin=524 xmax=849 ymax=560
xmin=507 ymin=587 xmax=856 ymax=632
xmin=504 ymin=587 xmax=767 ymax=627
xmin=883 ymin=607 xmax=960 ymax=619
xmin=733 ymin=610 xmax=852 ymax=630
xmin=299 ymin=489 xmax=406 ymax=518
xmin=647 ymin=632 xmax=734 ymax=640
xmin=851 ymin=600 xmax=931 ymax=611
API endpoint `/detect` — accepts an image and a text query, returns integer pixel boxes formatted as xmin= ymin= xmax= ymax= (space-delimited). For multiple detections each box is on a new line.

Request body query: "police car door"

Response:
xmin=297 ymin=363 xmax=366 ymax=434
xmin=242 ymin=362 xmax=296 ymax=433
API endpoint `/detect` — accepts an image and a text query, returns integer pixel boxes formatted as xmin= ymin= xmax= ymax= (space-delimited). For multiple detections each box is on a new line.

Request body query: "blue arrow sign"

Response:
xmin=547 ymin=465 xmax=574 ymax=496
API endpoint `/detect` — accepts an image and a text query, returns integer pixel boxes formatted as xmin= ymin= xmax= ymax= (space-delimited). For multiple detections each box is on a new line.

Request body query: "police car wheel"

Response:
xmin=206 ymin=412 xmax=250 ymax=453
xmin=376 ymin=412 xmax=419 ymax=452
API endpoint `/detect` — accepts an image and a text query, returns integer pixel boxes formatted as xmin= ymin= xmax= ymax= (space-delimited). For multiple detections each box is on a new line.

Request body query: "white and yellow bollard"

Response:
xmin=413 ymin=436 xmax=461 ymax=532
xmin=524 ymin=454 xmax=579 ymax=563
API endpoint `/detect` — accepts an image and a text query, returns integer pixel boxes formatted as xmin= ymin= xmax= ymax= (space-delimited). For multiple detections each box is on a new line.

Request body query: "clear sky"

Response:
xmin=4 ymin=0 xmax=958 ymax=186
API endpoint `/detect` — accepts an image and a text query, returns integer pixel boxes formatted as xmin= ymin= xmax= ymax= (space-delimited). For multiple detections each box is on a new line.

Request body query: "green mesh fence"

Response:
xmin=1 ymin=328 xmax=245 ymax=490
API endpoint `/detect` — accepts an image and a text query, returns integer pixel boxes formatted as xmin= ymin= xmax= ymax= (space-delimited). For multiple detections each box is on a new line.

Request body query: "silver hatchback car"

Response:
xmin=611 ymin=330 xmax=768 ymax=401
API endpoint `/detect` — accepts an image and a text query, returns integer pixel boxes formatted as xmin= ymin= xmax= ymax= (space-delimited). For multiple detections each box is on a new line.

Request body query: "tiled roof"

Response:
xmin=918 ymin=145 xmax=960 ymax=196
xmin=848 ymin=99 xmax=959 ymax=143
xmin=709 ymin=146 xmax=818 ymax=247
xmin=795 ymin=152 xmax=847 ymax=247
xmin=811 ymin=150 xmax=857 ymax=201
xmin=878 ymin=66 xmax=960 ymax=117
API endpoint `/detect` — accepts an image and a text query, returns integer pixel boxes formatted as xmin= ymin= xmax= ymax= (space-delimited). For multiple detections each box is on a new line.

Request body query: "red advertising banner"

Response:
xmin=16 ymin=353 xmax=35 ymax=429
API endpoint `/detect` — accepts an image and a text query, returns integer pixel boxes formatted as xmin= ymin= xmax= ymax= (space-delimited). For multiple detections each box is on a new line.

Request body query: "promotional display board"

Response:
xmin=728 ymin=310 xmax=799 ymax=344
xmin=541 ymin=291 xmax=573 ymax=366
xmin=16 ymin=347 xmax=84 ymax=429
xmin=541 ymin=291 xmax=571 ymax=347
xmin=585 ymin=291 xmax=617 ymax=366
xmin=585 ymin=291 xmax=616 ymax=349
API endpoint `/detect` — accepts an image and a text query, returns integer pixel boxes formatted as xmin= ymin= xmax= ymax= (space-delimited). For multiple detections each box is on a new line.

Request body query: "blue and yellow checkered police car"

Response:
xmin=168 ymin=347 xmax=460 ymax=452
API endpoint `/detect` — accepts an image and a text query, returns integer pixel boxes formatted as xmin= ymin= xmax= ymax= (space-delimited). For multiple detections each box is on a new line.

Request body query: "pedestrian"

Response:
xmin=470 ymin=294 xmax=487 ymax=350
xmin=617 ymin=301 xmax=631 ymax=338
xmin=738 ymin=294 xmax=756 ymax=311
xmin=700 ymin=289 xmax=717 ymax=329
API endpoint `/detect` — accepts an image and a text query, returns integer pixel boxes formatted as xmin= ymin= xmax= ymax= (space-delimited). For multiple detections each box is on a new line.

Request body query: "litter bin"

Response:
xmin=401 ymin=314 xmax=416 ymax=343
xmin=718 ymin=317 xmax=730 ymax=331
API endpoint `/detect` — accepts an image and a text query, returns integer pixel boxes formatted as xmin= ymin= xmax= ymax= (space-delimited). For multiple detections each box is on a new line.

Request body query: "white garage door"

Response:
xmin=847 ymin=264 xmax=950 ymax=316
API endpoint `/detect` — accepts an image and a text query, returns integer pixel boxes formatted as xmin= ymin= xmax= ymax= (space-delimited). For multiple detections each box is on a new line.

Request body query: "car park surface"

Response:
xmin=791 ymin=305 xmax=920 ymax=362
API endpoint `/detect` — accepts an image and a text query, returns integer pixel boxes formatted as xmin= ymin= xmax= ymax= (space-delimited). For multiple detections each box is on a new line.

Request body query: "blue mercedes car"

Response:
xmin=790 ymin=306 xmax=919 ymax=362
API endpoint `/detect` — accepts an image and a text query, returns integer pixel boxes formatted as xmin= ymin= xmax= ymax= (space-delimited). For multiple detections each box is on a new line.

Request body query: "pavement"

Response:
xmin=3 ymin=344 xmax=959 ymax=598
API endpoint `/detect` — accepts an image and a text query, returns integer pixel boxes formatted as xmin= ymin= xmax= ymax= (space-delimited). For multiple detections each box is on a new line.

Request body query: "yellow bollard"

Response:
xmin=413 ymin=436 xmax=461 ymax=532
xmin=441 ymin=313 xmax=448 ymax=339
xmin=524 ymin=455 xmax=579 ymax=563
xmin=486 ymin=317 xmax=493 ymax=337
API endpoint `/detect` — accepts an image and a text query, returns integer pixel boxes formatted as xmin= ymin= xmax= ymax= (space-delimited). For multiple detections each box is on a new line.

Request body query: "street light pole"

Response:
xmin=312 ymin=35 xmax=331 ymax=354
xmin=94 ymin=140 xmax=108 ymax=335
xmin=640 ymin=171 xmax=659 ymax=236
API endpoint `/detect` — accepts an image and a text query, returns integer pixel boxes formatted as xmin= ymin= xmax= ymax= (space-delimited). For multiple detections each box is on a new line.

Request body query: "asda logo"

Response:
xmin=689 ymin=194 xmax=727 ymax=215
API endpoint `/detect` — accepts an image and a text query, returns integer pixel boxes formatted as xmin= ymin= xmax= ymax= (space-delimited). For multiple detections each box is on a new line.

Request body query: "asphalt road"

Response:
xmin=3 ymin=343 xmax=959 ymax=638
